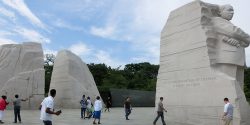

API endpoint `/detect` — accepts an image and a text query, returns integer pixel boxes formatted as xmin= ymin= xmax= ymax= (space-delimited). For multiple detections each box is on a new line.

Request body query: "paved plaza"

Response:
xmin=2 ymin=107 xmax=159 ymax=125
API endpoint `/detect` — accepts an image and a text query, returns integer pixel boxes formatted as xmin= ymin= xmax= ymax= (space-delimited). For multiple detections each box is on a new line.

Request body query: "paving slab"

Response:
xmin=2 ymin=108 xmax=163 ymax=125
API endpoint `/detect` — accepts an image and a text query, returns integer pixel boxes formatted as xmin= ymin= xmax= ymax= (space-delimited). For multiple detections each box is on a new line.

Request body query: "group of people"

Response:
xmin=0 ymin=94 xmax=27 ymax=124
xmin=152 ymin=97 xmax=234 ymax=125
xmin=79 ymin=94 xmax=102 ymax=124
xmin=0 ymin=91 xmax=234 ymax=125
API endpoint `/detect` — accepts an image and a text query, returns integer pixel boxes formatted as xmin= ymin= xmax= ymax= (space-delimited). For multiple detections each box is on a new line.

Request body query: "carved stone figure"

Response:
xmin=156 ymin=1 xmax=250 ymax=125
xmin=50 ymin=50 xmax=101 ymax=108
xmin=0 ymin=42 xmax=45 ymax=109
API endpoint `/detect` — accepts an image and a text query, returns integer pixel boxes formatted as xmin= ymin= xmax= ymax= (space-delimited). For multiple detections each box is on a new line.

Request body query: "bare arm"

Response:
xmin=46 ymin=108 xmax=61 ymax=115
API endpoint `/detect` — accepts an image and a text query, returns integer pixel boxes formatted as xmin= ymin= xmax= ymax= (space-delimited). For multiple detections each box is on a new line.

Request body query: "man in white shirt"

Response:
xmin=222 ymin=98 xmax=233 ymax=125
xmin=93 ymin=96 xmax=102 ymax=124
xmin=39 ymin=89 xmax=61 ymax=125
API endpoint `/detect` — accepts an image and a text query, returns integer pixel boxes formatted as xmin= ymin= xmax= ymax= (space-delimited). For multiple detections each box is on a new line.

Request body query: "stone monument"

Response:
xmin=156 ymin=1 xmax=250 ymax=125
xmin=50 ymin=50 xmax=101 ymax=108
xmin=0 ymin=42 xmax=45 ymax=109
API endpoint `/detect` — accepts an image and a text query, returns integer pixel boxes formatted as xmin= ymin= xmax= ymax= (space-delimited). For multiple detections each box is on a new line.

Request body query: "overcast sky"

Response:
xmin=0 ymin=0 xmax=249 ymax=67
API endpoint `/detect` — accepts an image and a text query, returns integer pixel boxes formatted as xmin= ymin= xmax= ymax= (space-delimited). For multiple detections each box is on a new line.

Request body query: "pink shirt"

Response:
xmin=0 ymin=98 xmax=8 ymax=110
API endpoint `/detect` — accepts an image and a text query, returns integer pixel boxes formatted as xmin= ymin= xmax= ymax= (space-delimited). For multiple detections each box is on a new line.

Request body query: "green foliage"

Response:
xmin=44 ymin=54 xmax=55 ymax=95
xmin=44 ymin=65 xmax=53 ymax=95
xmin=244 ymin=67 xmax=250 ymax=102
xmin=88 ymin=62 xmax=159 ymax=91
xmin=44 ymin=60 xmax=250 ymax=103
xmin=87 ymin=63 xmax=110 ymax=86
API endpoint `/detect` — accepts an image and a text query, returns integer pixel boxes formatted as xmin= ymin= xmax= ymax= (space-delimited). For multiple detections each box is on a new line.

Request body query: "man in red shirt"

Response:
xmin=0 ymin=95 xmax=9 ymax=124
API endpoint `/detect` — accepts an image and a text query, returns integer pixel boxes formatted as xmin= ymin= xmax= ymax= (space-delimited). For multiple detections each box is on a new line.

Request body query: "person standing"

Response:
xmin=222 ymin=98 xmax=233 ymax=125
xmin=153 ymin=97 xmax=167 ymax=125
xmin=13 ymin=94 xmax=27 ymax=123
xmin=124 ymin=97 xmax=132 ymax=120
xmin=80 ymin=95 xmax=87 ymax=119
xmin=104 ymin=96 xmax=111 ymax=112
xmin=40 ymin=89 xmax=61 ymax=125
xmin=93 ymin=96 xmax=102 ymax=124
xmin=0 ymin=95 xmax=9 ymax=124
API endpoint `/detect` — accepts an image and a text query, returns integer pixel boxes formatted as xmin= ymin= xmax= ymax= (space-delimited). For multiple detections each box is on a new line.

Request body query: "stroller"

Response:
xmin=86 ymin=106 xmax=94 ymax=119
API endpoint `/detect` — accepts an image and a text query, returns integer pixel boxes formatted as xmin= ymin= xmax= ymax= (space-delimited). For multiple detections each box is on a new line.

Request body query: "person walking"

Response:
xmin=124 ymin=97 xmax=132 ymax=120
xmin=222 ymin=98 xmax=233 ymax=125
xmin=0 ymin=95 xmax=9 ymax=124
xmin=80 ymin=95 xmax=87 ymax=119
xmin=13 ymin=94 xmax=27 ymax=123
xmin=104 ymin=96 xmax=111 ymax=112
xmin=153 ymin=97 xmax=167 ymax=125
xmin=86 ymin=96 xmax=92 ymax=119
xmin=40 ymin=89 xmax=61 ymax=125
xmin=93 ymin=96 xmax=102 ymax=124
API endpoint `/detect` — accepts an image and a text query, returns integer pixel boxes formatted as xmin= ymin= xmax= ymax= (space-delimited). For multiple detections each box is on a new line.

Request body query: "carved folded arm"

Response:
xmin=231 ymin=26 xmax=250 ymax=47
xmin=222 ymin=36 xmax=240 ymax=47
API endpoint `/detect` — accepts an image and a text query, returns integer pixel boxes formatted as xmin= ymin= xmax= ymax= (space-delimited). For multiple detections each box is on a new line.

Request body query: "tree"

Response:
xmin=87 ymin=63 xmax=109 ymax=86
xmin=44 ymin=54 xmax=55 ymax=95
xmin=244 ymin=67 xmax=250 ymax=102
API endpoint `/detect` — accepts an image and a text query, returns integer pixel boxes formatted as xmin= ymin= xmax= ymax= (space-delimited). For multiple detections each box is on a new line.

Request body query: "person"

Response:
xmin=124 ymin=97 xmax=132 ymax=120
xmin=153 ymin=97 xmax=167 ymax=125
xmin=86 ymin=96 xmax=92 ymax=119
xmin=40 ymin=89 xmax=61 ymax=125
xmin=80 ymin=95 xmax=87 ymax=119
xmin=93 ymin=96 xmax=102 ymax=124
xmin=104 ymin=96 xmax=111 ymax=112
xmin=0 ymin=96 xmax=9 ymax=124
xmin=13 ymin=94 xmax=27 ymax=123
xmin=222 ymin=98 xmax=233 ymax=125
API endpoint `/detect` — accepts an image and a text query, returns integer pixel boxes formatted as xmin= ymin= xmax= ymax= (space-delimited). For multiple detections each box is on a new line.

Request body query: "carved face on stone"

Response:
xmin=220 ymin=5 xmax=234 ymax=21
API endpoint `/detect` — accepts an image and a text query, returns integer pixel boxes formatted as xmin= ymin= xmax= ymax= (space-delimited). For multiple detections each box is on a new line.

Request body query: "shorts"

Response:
xmin=93 ymin=111 xmax=101 ymax=119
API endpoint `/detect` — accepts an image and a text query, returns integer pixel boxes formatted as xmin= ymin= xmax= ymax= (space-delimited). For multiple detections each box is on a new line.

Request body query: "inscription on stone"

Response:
xmin=168 ymin=77 xmax=216 ymax=88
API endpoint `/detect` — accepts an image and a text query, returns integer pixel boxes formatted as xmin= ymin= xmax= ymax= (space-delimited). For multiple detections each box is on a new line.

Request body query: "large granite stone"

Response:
xmin=0 ymin=42 xmax=45 ymax=109
xmin=50 ymin=50 xmax=100 ymax=109
xmin=156 ymin=1 xmax=250 ymax=125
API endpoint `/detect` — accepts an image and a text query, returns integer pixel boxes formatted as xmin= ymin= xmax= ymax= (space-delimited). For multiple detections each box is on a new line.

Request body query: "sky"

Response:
xmin=0 ymin=0 xmax=250 ymax=68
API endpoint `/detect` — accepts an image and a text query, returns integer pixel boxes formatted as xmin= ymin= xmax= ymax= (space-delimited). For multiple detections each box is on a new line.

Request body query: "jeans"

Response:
xmin=153 ymin=111 xmax=166 ymax=125
xmin=43 ymin=120 xmax=52 ymax=125
xmin=14 ymin=106 xmax=21 ymax=122
xmin=125 ymin=108 xmax=131 ymax=119
xmin=81 ymin=108 xmax=86 ymax=118
xmin=0 ymin=110 xmax=3 ymax=121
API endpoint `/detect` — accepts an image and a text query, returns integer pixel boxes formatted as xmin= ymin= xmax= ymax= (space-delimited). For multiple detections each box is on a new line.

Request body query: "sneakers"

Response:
xmin=93 ymin=121 xmax=101 ymax=124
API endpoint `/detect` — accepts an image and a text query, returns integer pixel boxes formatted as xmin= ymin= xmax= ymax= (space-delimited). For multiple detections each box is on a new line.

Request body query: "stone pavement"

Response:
xmin=2 ymin=107 xmax=161 ymax=125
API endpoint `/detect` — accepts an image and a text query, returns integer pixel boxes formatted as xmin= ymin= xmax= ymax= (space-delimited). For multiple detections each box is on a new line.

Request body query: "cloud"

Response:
xmin=14 ymin=27 xmax=50 ymax=43
xmin=2 ymin=0 xmax=47 ymax=30
xmin=0 ymin=7 xmax=16 ymax=20
xmin=50 ymin=0 xmax=107 ymax=20
xmin=90 ymin=25 xmax=115 ymax=38
xmin=69 ymin=42 xmax=92 ymax=56
xmin=88 ymin=0 xmax=168 ymax=64
xmin=0 ymin=38 xmax=17 ymax=45
xmin=67 ymin=42 xmax=125 ymax=68
xmin=53 ymin=18 xmax=83 ymax=31
xmin=94 ymin=50 xmax=125 ymax=68
xmin=44 ymin=49 xmax=58 ymax=56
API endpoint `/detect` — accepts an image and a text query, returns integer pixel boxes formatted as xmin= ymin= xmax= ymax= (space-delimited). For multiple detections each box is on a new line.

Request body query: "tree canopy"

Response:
xmin=44 ymin=56 xmax=250 ymax=102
